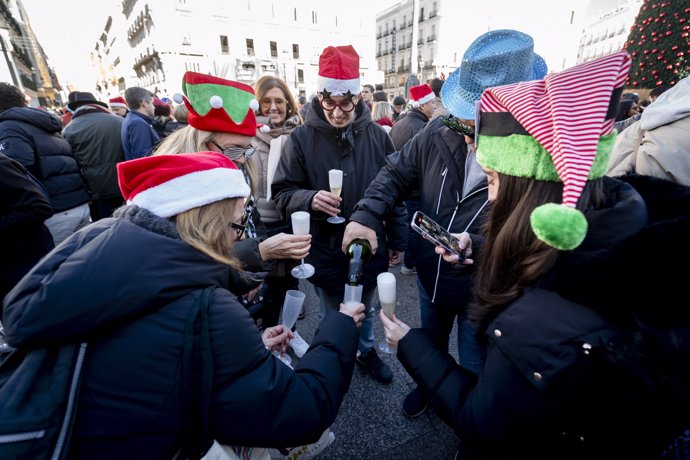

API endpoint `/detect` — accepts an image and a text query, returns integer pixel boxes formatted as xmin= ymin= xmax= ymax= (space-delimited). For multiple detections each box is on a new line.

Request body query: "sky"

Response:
xmin=22 ymin=0 xmax=101 ymax=90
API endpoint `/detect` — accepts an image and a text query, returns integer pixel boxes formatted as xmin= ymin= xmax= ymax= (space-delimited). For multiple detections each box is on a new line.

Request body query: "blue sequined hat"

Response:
xmin=441 ymin=29 xmax=548 ymax=120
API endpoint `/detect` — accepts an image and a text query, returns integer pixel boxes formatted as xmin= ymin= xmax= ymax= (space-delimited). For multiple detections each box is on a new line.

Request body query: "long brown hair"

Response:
xmin=175 ymin=198 xmax=243 ymax=270
xmin=470 ymin=174 xmax=605 ymax=334
xmin=254 ymin=76 xmax=302 ymax=125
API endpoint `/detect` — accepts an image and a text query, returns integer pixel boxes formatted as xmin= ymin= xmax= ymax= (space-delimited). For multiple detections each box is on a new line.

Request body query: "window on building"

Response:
xmin=297 ymin=69 xmax=304 ymax=83
xmin=220 ymin=35 xmax=229 ymax=54
xmin=293 ymin=7 xmax=297 ymax=20
xmin=403 ymin=15 xmax=407 ymax=26
xmin=335 ymin=16 xmax=338 ymax=27
xmin=570 ymin=10 xmax=575 ymax=24
xmin=420 ymin=7 xmax=424 ymax=21
xmin=270 ymin=41 xmax=278 ymax=58
xmin=293 ymin=43 xmax=299 ymax=59
xmin=246 ymin=38 xmax=254 ymax=56
xmin=378 ymin=26 xmax=382 ymax=37
xmin=312 ymin=10 xmax=318 ymax=24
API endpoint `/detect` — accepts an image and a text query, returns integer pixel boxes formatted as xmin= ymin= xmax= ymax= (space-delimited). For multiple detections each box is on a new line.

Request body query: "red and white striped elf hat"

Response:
xmin=476 ymin=51 xmax=632 ymax=250
xmin=317 ymin=45 xmax=360 ymax=97
xmin=409 ymin=84 xmax=435 ymax=108
xmin=117 ymin=152 xmax=249 ymax=218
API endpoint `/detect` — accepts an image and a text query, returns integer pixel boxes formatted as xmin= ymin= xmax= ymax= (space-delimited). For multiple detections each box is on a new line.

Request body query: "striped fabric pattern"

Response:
xmin=480 ymin=51 xmax=631 ymax=208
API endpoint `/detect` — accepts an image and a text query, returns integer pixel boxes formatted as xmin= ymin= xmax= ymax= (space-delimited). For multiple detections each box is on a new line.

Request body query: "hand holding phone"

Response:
xmin=411 ymin=211 xmax=466 ymax=261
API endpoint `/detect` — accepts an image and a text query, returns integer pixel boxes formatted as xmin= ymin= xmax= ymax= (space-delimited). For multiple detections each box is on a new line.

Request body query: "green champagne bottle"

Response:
xmin=346 ymin=238 xmax=372 ymax=286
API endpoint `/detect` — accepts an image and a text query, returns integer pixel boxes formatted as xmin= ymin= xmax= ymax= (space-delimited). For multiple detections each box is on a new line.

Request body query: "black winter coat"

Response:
xmin=397 ymin=176 xmax=690 ymax=459
xmin=389 ymin=108 xmax=429 ymax=151
xmin=352 ymin=117 xmax=488 ymax=308
xmin=62 ymin=106 xmax=125 ymax=200
xmin=2 ymin=206 xmax=360 ymax=459
xmin=0 ymin=107 xmax=90 ymax=212
xmin=0 ymin=153 xmax=53 ymax=300
xmin=272 ymin=99 xmax=408 ymax=294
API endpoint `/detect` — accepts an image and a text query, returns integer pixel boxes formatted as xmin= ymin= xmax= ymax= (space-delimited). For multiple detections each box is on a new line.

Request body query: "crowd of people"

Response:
xmin=1 ymin=27 xmax=689 ymax=460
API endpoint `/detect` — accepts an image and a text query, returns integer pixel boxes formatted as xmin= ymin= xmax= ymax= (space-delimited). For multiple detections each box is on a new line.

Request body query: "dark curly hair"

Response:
xmin=0 ymin=83 xmax=27 ymax=112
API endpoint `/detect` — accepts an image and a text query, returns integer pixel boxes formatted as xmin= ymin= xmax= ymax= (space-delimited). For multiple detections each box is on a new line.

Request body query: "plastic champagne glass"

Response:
xmin=290 ymin=211 xmax=315 ymax=279
xmin=327 ymin=169 xmax=346 ymax=224
xmin=275 ymin=290 xmax=306 ymax=365
xmin=377 ymin=272 xmax=397 ymax=354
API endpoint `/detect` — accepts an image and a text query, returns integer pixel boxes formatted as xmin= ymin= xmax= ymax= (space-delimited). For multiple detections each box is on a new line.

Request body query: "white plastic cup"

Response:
xmin=377 ymin=272 xmax=396 ymax=319
xmin=281 ymin=290 xmax=306 ymax=329
xmin=343 ymin=284 xmax=363 ymax=307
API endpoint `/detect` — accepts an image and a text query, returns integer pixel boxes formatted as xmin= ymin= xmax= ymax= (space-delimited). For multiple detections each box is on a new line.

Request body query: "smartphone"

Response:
xmin=411 ymin=211 xmax=466 ymax=260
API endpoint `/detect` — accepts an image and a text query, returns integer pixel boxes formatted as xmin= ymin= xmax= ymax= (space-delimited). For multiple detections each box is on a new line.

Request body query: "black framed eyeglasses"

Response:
xmin=210 ymin=140 xmax=255 ymax=160
xmin=320 ymin=97 xmax=356 ymax=113
xmin=230 ymin=222 xmax=246 ymax=239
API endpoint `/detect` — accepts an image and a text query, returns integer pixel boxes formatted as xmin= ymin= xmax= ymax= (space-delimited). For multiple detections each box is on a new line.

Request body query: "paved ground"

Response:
xmin=289 ymin=264 xmax=461 ymax=459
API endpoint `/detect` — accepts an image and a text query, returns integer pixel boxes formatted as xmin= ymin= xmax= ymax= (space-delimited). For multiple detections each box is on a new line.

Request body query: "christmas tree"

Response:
xmin=624 ymin=0 xmax=690 ymax=88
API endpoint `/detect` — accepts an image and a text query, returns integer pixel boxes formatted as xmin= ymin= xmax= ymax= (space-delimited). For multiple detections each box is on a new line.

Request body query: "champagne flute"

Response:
xmin=290 ymin=211 xmax=315 ymax=279
xmin=377 ymin=272 xmax=397 ymax=354
xmin=275 ymin=290 xmax=306 ymax=365
xmin=327 ymin=169 xmax=346 ymax=224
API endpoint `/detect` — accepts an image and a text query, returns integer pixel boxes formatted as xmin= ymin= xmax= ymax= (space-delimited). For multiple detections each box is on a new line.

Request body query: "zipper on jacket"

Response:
xmin=0 ymin=430 xmax=46 ymax=444
xmin=51 ymin=342 xmax=87 ymax=460
xmin=430 ymin=187 xmax=488 ymax=304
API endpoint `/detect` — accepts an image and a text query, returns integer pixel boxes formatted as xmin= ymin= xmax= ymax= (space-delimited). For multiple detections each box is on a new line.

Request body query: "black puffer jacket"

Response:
xmin=2 ymin=206 xmax=360 ymax=459
xmin=397 ymin=176 xmax=690 ymax=459
xmin=389 ymin=108 xmax=429 ymax=151
xmin=0 ymin=107 xmax=90 ymax=212
xmin=352 ymin=116 xmax=488 ymax=308
xmin=272 ymin=99 xmax=407 ymax=294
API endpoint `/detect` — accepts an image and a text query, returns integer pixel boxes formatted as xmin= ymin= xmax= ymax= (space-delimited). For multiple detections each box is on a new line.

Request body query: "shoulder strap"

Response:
xmin=178 ymin=287 xmax=215 ymax=460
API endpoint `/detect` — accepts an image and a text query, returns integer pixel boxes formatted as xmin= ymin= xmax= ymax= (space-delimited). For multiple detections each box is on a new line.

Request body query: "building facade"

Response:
xmin=576 ymin=0 xmax=643 ymax=64
xmin=0 ymin=0 xmax=60 ymax=107
xmin=91 ymin=0 xmax=381 ymax=101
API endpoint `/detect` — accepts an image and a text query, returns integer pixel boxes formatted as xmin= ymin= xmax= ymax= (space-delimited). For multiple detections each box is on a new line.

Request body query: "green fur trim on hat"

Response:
xmin=476 ymin=133 xmax=616 ymax=181
xmin=183 ymin=82 xmax=254 ymax=124
xmin=530 ymin=203 xmax=588 ymax=250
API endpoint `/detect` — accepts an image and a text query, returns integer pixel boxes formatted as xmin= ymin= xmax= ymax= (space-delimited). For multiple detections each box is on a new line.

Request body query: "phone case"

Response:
xmin=411 ymin=211 xmax=465 ymax=259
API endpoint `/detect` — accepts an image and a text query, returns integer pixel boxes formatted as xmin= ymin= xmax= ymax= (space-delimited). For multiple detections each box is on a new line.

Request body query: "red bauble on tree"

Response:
xmin=625 ymin=0 xmax=690 ymax=88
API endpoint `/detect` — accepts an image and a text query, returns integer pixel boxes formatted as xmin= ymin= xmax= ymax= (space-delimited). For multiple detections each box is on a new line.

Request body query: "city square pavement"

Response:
xmin=290 ymin=263 xmax=462 ymax=459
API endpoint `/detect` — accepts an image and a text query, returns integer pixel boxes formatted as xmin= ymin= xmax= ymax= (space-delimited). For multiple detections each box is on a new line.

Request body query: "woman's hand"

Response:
xmin=434 ymin=232 xmax=474 ymax=265
xmin=262 ymin=325 xmax=294 ymax=355
xmin=339 ymin=302 xmax=366 ymax=328
xmin=258 ymin=233 xmax=311 ymax=261
xmin=379 ymin=310 xmax=411 ymax=348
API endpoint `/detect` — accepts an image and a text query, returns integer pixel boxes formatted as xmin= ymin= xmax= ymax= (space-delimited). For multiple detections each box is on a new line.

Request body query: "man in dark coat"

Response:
xmin=0 ymin=152 xmax=54 ymax=301
xmin=272 ymin=45 xmax=407 ymax=384
xmin=343 ymin=29 xmax=548 ymax=417
xmin=63 ymin=92 xmax=125 ymax=220
xmin=0 ymin=83 xmax=91 ymax=245
xmin=388 ymin=83 xmax=438 ymax=275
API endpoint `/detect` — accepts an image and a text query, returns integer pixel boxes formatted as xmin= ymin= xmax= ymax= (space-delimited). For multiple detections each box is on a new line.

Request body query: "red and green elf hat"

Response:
xmin=173 ymin=72 xmax=259 ymax=136
xmin=476 ymin=50 xmax=632 ymax=250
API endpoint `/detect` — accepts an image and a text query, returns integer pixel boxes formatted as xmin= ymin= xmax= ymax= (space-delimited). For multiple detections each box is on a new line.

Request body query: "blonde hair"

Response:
xmin=154 ymin=125 xmax=258 ymax=196
xmin=371 ymin=101 xmax=392 ymax=122
xmin=175 ymin=198 xmax=244 ymax=270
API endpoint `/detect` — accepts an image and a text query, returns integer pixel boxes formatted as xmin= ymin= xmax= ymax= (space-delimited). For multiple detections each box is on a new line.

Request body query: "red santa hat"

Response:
xmin=317 ymin=45 xmax=361 ymax=97
xmin=117 ymin=152 xmax=250 ymax=218
xmin=172 ymin=72 xmax=259 ymax=136
xmin=109 ymin=96 xmax=128 ymax=109
xmin=409 ymin=84 xmax=435 ymax=108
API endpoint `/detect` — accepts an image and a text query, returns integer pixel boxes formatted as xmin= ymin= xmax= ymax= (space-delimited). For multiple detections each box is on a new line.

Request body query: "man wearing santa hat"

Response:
xmin=109 ymin=96 xmax=128 ymax=117
xmin=272 ymin=45 xmax=407 ymax=384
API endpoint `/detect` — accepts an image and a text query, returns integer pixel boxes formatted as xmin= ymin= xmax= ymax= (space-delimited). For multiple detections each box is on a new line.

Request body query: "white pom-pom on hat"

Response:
xmin=209 ymin=95 xmax=223 ymax=109
xmin=172 ymin=93 xmax=184 ymax=104
xmin=412 ymin=100 xmax=420 ymax=108
xmin=249 ymin=99 xmax=260 ymax=111
xmin=259 ymin=125 xmax=270 ymax=133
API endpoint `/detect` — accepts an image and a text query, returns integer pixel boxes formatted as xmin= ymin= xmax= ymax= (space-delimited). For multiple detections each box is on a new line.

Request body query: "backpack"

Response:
xmin=0 ymin=340 xmax=87 ymax=460
xmin=0 ymin=286 xmax=216 ymax=460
